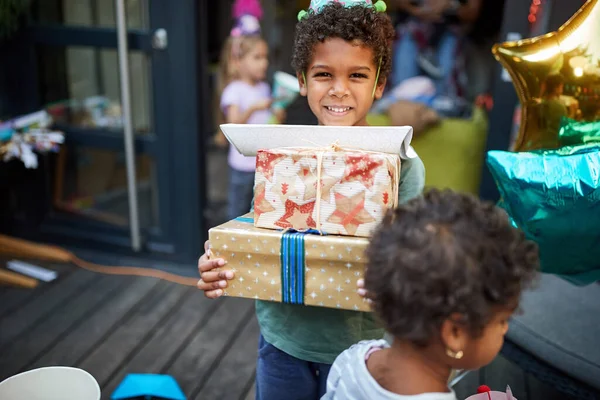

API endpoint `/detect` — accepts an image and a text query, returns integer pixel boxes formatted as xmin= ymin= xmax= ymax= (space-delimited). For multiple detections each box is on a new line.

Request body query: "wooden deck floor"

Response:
xmin=0 ymin=261 xmax=258 ymax=400
xmin=1 ymin=259 xmax=578 ymax=400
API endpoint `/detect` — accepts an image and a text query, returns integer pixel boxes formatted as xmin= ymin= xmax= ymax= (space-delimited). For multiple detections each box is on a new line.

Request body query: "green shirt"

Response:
xmin=254 ymin=155 xmax=426 ymax=364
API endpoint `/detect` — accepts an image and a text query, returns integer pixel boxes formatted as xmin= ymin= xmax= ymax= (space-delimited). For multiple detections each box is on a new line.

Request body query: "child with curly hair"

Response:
xmin=198 ymin=1 xmax=426 ymax=398
xmin=324 ymin=189 xmax=539 ymax=399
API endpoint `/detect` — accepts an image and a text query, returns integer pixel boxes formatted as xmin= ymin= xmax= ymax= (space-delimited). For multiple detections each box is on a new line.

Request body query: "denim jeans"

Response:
xmin=255 ymin=334 xmax=332 ymax=400
xmin=391 ymin=28 xmax=459 ymax=96
xmin=228 ymin=167 xmax=255 ymax=220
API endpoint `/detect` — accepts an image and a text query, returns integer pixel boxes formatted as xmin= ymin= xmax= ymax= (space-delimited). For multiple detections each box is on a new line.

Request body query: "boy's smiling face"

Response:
xmin=297 ymin=37 xmax=385 ymax=126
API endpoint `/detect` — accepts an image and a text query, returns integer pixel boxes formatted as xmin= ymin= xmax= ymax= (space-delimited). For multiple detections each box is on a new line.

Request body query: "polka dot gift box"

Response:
xmin=253 ymin=146 xmax=401 ymax=237
xmin=209 ymin=214 xmax=371 ymax=311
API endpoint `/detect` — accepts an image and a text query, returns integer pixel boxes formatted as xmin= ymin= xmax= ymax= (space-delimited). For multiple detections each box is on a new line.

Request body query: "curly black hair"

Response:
xmin=365 ymin=189 xmax=539 ymax=346
xmin=291 ymin=3 xmax=395 ymax=84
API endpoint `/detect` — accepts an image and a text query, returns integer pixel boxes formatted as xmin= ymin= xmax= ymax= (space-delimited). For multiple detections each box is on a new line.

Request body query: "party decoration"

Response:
xmin=272 ymin=71 xmax=301 ymax=110
xmin=232 ymin=0 xmax=263 ymax=20
xmin=465 ymin=385 xmax=516 ymax=400
xmin=487 ymin=143 xmax=600 ymax=281
xmin=559 ymin=117 xmax=600 ymax=145
xmin=1 ymin=110 xmax=64 ymax=169
xmin=492 ymin=0 xmax=600 ymax=151
xmin=230 ymin=0 xmax=263 ymax=37
xmin=209 ymin=214 xmax=371 ymax=311
xmin=298 ymin=0 xmax=386 ymax=21
xmin=253 ymin=146 xmax=400 ymax=237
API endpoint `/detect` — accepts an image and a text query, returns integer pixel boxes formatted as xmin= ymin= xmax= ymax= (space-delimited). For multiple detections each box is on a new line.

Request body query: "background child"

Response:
xmin=217 ymin=1 xmax=285 ymax=220
xmin=198 ymin=1 xmax=426 ymax=398
xmin=324 ymin=189 xmax=539 ymax=399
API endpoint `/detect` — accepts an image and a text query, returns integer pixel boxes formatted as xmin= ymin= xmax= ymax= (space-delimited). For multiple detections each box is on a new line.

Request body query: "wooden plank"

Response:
xmin=0 ymin=273 xmax=134 ymax=381
xmin=0 ymin=267 xmax=97 ymax=349
xmin=101 ymin=288 xmax=224 ymax=398
xmin=163 ymin=298 xmax=255 ymax=397
xmin=192 ymin=314 xmax=259 ymax=399
xmin=28 ymin=276 xmax=160 ymax=370
xmin=78 ymin=280 xmax=190 ymax=388
xmin=0 ymin=263 xmax=75 ymax=318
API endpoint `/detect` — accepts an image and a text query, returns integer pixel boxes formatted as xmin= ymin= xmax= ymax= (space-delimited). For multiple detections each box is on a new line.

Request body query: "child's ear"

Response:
xmin=374 ymin=77 xmax=386 ymax=100
xmin=440 ymin=313 xmax=468 ymax=359
xmin=297 ymin=72 xmax=308 ymax=97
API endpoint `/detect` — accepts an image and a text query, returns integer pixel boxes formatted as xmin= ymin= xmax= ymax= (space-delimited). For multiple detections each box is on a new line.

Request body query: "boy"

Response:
xmin=198 ymin=1 xmax=426 ymax=398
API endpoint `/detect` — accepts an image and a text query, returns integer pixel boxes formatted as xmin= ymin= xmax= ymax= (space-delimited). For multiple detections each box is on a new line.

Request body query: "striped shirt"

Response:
xmin=322 ymin=340 xmax=458 ymax=400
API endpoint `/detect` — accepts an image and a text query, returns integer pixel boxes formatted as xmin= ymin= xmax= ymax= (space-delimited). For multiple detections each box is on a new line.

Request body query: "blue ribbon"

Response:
xmin=280 ymin=231 xmax=306 ymax=305
xmin=234 ymin=216 xmax=307 ymax=305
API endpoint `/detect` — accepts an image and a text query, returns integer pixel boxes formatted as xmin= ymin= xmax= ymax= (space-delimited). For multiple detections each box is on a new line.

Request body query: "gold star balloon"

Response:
xmin=493 ymin=0 xmax=600 ymax=151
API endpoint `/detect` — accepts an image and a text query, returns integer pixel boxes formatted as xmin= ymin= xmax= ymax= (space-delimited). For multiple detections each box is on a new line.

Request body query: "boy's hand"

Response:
xmin=252 ymin=99 xmax=273 ymax=111
xmin=197 ymin=240 xmax=235 ymax=299
xmin=357 ymin=279 xmax=373 ymax=304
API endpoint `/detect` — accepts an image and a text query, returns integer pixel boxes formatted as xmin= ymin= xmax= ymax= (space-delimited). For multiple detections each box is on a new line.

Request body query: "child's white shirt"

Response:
xmin=322 ymin=339 xmax=458 ymax=400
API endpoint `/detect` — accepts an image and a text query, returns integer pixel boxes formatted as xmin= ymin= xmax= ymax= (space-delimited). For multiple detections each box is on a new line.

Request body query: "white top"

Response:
xmin=322 ymin=340 xmax=458 ymax=400
xmin=221 ymin=80 xmax=272 ymax=172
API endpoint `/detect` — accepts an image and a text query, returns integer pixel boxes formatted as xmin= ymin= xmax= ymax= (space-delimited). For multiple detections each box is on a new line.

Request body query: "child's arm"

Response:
xmin=225 ymin=99 xmax=272 ymax=124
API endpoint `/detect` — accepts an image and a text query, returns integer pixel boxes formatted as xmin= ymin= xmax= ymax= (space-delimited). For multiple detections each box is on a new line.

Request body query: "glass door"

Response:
xmin=15 ymin=0 xmax=207 ymax=261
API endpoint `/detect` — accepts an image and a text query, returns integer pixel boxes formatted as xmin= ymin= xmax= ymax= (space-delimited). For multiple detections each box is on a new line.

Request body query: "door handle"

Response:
xmin=152 ymin=28 xmax=168 ymax=50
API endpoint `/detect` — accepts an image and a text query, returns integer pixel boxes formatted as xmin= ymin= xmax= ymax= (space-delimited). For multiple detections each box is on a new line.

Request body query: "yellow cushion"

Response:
xmin=367 ymin=108 xmax=488 ymax=195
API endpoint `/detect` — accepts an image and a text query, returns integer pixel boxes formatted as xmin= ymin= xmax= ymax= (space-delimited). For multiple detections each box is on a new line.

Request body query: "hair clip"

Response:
xmin=298 ymin=0 xmax=387 ymax=21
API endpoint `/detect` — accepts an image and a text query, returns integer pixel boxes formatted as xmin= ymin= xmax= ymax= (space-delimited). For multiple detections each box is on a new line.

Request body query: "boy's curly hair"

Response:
xmin=365 ymin=189 xmax=539 ymax=346
xmin=291 ymin=3 xmax=395 ymax=83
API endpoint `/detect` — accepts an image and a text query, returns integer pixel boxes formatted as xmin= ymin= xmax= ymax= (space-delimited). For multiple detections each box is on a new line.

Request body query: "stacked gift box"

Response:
xmin=209 ymin=124 xmax=414 ymax=311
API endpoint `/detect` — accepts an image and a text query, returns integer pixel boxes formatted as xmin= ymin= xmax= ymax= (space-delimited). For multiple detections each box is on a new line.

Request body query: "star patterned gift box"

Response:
xmin=208 ymin=214 xmax=372 ymax=312
xmin=253 ymin=147 xmax=401 ymax=237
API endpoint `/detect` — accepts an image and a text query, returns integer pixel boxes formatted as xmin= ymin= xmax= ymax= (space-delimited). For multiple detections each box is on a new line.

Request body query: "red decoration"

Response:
xmin=256 ymin=150 xmax=286 ymax=182
xmin=327 ymin=191 xmax=376 ymax=235
xmin=274 ymin=199 xmax=317 ymax=230
xmin=477 ymin=385 xmax=492 ymax=400
xmin=477 ymin=386 xmax=491 ymax=393
xmin=254 ymin=182 xmax=275 ymax=220
xmin=341 ymin=154 xmax=384 ymax=189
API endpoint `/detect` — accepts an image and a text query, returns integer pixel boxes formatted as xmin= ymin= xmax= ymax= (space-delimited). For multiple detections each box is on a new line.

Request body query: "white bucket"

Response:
xmin=0 ymin=367 xmax=101 ymax=400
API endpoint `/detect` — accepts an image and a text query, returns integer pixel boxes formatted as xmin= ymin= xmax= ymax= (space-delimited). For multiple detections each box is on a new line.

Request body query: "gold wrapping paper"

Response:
xmin=253 ymin=147 xmax=401 ymax=237
xmin=208 ymin=214 xmax=371 ymax=312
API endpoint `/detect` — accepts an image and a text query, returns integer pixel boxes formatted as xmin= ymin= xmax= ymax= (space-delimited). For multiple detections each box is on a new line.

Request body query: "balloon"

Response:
xmin=559 ymin=117 xmax=600 ymax=145
xmin=487 ymin=143 xmax=600 ymax=282
xmin=492 ymin=0 xmax=600 ymax=151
